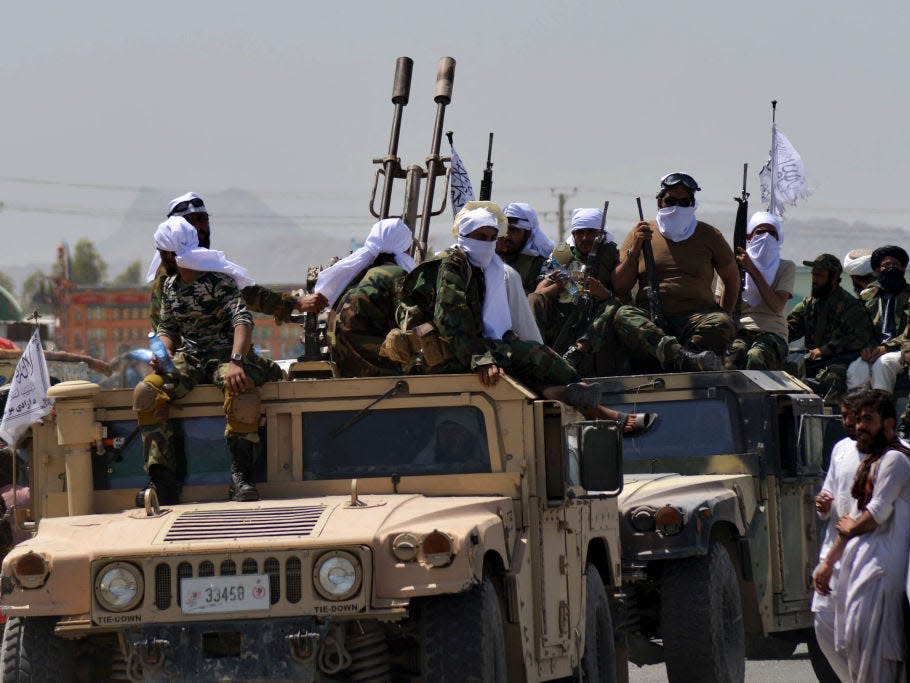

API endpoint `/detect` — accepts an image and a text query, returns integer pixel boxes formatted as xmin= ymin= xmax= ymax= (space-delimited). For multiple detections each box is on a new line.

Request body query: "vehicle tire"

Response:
xmin=419 ymin=576 xmax=508 ymax=682
xmin=578 ymin=564 xmax=617 ymax=682
xmin=806 ymin=631 xmax=841 ymax=683
xmin=660 ymin=543 xmax=745 ymax=683
xmin=745 ymin=634 xmax=798 ymax=659
xmin=1 ymin=616 xmax=73 ymax=683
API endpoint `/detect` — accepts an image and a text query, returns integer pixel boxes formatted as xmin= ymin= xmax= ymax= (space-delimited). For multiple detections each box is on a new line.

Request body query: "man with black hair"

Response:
xmin=847 ymin=245 xmax=910 ymax=394
xmin=787 ymin=253 xmax=874 ymax=404
xmin=812 ymin=390 xmax=910 ymax=682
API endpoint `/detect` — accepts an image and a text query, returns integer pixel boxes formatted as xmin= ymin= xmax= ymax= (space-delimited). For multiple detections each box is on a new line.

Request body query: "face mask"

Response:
xmin=655 ymin=205 xmax=697 ymax=242
xmin=458 ymin=236 xmax=497 ymax=269
xmin=877 ymin=265 xmax=905 ymax=294
xmin=745 ymin=232 xmax=780 ymax=268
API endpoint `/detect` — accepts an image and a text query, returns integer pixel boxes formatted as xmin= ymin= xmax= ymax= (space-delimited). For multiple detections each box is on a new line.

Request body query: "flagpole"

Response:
xmin=769 ymin=100 xmax=778 ymax=216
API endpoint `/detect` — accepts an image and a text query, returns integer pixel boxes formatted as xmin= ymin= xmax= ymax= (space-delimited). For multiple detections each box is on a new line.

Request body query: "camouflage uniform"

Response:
xmin=725 ymin=330 xmax=789 ymax=371
xmin=149 ymin=273 xmax=166 ymax=333
xmin=328 ymin=258 xmax=407 ymax=377
xmin=398 ymin=247 xmax=577 ymax=391
xmin=136 ymin=272 xmax=281 ymax=477
xmin=500 ymin=252 xmax=546 ymax=295
xmin=241 ymin=285 xmax=299 ymax=324
xmin=787 ymin=286 xmax=874 ymax=403
xmin=860 ymin=281 xmax=910 ymax=350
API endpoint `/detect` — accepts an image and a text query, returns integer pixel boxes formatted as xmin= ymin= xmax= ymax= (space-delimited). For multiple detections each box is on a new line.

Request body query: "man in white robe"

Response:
xmin=813 ymin=390 xmax=910 ymax=682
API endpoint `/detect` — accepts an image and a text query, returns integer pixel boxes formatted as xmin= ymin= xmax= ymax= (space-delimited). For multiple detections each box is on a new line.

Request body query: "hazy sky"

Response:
xmin=3 ymin=0 xmax=909 ymax=282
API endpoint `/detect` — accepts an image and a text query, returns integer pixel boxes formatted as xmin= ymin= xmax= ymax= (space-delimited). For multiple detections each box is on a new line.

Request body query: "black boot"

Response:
xmin=673 ymin=348 xmax=721 ymax=372
xmin=228 ymin=436 xmax=260 ymax=502
xmin=135 ymin=465 xmax=181 ymax=507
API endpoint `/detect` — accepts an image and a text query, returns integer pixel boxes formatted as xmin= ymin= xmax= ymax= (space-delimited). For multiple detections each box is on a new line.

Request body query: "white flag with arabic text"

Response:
xmin=449 ymin=144 xmax=476 ymax=216
xmin=0 ymin=329 xmax=54 ymax=448
xmin=760 ymin=124 xmax=811 ymax=218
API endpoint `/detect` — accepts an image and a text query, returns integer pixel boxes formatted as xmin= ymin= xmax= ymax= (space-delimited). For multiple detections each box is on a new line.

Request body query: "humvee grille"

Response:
xmin=163 ymin=506 xmax=326 ymax=542
xmin=160 ymin=555 xmax=293 ymax=608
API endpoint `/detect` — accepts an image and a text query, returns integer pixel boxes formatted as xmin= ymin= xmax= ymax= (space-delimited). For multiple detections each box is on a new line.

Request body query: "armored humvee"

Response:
xmin=0 ymin=372 xmax=627 ymax=682
xmin=590 ymin=369 xmax=837 ymax=683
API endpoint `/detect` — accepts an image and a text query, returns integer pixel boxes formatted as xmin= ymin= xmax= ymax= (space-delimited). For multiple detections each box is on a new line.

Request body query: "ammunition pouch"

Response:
xmin=379 ymin=321 xmax=454 ymax=368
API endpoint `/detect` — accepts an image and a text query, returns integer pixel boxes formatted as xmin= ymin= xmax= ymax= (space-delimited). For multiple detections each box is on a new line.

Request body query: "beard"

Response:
xmin=811 ymin=281 xmax=834 ymax=298
xmin=856 ymin=427 xmax=888 ymax=455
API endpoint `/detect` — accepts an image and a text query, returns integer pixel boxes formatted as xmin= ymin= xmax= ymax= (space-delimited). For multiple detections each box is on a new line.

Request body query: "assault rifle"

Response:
xmin=732 ymin=163 xmax=749 ymax=321
xmin=479 ymin=132 xmax=494 ymax=201
xmin=636 ymin=197 xmax=668 ymax=329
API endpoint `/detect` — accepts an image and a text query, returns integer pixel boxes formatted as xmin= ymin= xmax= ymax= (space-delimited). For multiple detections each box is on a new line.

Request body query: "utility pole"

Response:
xmin=550 ymin=187 xmax=577 ymax=243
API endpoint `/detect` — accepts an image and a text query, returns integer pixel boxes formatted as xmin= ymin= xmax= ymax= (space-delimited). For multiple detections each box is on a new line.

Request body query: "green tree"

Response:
xmin=69 ymin=239 xmax=107 ymax=285
xmin=0 ymin=271 xmax=14 ymax=295
xmin=112 ymin=260 xmax=143 ymax=286
xmin=21 ymin=270 xmax=54 ymax=314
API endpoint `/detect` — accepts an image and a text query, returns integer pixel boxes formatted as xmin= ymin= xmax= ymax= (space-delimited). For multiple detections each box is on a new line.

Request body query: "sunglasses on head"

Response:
xmin=169 ymin=197 xmax=206 ymax=216
xmin=660 ymin=172 xmax=701 ymax=192
xmin=661 ymin=197 xmax=694 ymax=207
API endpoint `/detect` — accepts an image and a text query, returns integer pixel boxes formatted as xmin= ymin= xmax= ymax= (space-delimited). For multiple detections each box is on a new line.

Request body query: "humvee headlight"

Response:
xmin=12 ymin=552 xmax=49 ymax=589
xmin=421 ymin=530 xmax=454 ymax=567
xmin=655 ymin=506 xmax=684 ymax=536
xmin=391 ymin=533 xmax=420 ymax=562
xmin=629 ymin=507 xmax=656 ymax=533
xmin=95 ymin=562 xmax=143 ymax=612
xmin=314 ymin=551 xmax=361 ymax=601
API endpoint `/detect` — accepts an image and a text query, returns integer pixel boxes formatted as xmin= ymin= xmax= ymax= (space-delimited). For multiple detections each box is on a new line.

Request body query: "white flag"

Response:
xmin=0 ymin=329 xmax=54 ymax=448
xmin=449 ymin=144 xmax=476 ymax=216
xmin=760 ymin=124 xmax=811 ymax=218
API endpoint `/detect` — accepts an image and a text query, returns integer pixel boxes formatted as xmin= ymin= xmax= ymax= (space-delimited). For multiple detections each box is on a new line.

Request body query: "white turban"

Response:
xmin=166 ymin=191 xmax=208 ymax=217
xmin=742 ymin=211 xmax=783 ymax=307
xmin=566 ymin=208 xmax=615 ymax=247
xmin=146 ymin=216 xmax=254 ymax=288
xmin=843 ymin=249 xmax=874 ymax=276
xmin=503 ymin=203 xmax=555 ymax=258
xmin=315 ymin=218 xmax=417 ymax=307
xmin=453 ymin=208 xmax=511 ymax=340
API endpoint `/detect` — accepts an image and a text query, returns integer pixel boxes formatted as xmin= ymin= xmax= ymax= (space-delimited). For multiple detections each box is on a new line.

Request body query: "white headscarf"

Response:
xmin=655 ymin=202 xmax=698 ymax=242
xmin=315 ymin=218 xmax=417 ymax=307
xmin=166 ymin=191 xmax=208 ymax=217
xmin=843 ymin=249 xmax=874 ymax=276
xmin=146 ymin=216 xmax=254 ymax=288
xmin=565 ymin=207 xmax=615 ymax=247
xmin=453 ymin=208 xmax=511 ymax=340
xmin=742 ymin=211 xmax=783 ymax=307
xmin=503 ymin=203 xmax=555 ymax=258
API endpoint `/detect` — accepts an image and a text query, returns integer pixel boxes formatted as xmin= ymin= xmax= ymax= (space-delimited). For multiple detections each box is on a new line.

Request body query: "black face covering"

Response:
xmin=878 ymin=265 xmax=906 ymax=294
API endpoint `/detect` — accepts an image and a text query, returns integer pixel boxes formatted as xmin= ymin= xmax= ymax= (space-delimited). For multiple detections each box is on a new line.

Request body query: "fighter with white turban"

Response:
xmin=385 ymin=204 xmax=657 ymax=434
xmin=497 ymin=203 xmax=555 ymax=294
xmin=134 ymin=216 xmax=283 ymax=505
xmin=843 ymin=248 xmax=875 ymax=297
xmin=717 ymin=211 xmax=796 ymax=370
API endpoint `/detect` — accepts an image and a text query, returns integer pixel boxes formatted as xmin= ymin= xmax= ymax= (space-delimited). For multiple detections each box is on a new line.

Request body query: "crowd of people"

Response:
xmin=132 ymin=174 xmax=910 ymax=678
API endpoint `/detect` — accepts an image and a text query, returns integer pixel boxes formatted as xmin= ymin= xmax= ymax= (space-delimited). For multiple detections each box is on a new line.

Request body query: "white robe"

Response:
xmin=834 ymin=449 xmax=910 ymax=682
xmin=504 ymin=265 xmax=543 ymax=344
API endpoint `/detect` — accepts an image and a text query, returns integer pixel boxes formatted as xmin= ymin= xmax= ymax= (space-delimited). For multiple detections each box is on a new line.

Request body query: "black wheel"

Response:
xmin=807 ymin=631 xmax=841 ymax=683
xmin=578 ymin=564 xmax=617 ymax=682
xmin=1 ymin=617 xmax=73 ymax=683
xmin=745 ymin=634 xmax=798 ymax=659
xmin=420 ymin=576 xmax=508 ymax=682
xmin=660 ymin=544 xmax=745 ymax=683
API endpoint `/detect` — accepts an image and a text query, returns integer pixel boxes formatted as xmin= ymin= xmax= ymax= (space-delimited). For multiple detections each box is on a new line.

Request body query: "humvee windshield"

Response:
xmin=614 ymin=398 xmax=736 ymax=460
xmin=304 ymin=405 xmax=491 ymax=479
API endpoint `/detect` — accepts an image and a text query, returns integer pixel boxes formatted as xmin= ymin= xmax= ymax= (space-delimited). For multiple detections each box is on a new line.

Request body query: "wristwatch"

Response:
xmin=230 ymin=353 xmax=244 ymax=365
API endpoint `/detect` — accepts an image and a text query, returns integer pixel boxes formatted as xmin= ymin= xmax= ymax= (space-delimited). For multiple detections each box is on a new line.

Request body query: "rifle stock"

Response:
xmin=636 ymin=197 xmax=668 ymax=329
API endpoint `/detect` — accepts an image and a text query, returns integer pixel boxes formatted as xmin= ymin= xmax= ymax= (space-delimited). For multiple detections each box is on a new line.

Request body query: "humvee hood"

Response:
xmin=619 ymin=472 xmax=753 ymax=511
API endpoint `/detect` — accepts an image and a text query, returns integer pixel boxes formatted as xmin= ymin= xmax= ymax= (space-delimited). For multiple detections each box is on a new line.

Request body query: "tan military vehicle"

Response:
xmin=0 ymin=372 xmax=626 ymax=682
xmin=593 ymin=369 xmax=836 ymax=683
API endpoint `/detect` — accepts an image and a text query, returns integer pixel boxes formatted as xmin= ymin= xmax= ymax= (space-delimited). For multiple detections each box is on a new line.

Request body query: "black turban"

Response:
xmin=871 ymin=245 xmax=909 ymax=271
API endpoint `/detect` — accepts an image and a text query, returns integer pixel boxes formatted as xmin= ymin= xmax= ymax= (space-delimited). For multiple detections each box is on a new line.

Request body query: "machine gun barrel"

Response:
xmin=375 ymin=57 xmax=413 ymax=219
xmin=413 ymin=57 xmax=455 ymax=261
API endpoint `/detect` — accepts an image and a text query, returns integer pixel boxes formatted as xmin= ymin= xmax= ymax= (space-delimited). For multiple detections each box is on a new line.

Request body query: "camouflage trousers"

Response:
xmin=611 ymin=305 xmax=736 ymax=361
xmin=724 ymin=329 xmax=788 ymax=370
xmin=487 ymin=335 xmax=578 ymax=391
xmin=327 ymin=311 xmax=402 ymax=378
xmin=528 ymin=293 xmax=572 ymax=349
xmin=135 ymin=350 xmax=282 ymax=474
xmin=805 ymin=355 xmax=853 ymax=406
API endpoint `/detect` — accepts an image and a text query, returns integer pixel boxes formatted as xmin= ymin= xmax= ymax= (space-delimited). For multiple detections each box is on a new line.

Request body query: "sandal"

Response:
xmin=615 ymin=411 xmax=658 ymax=436
xmin=564 ymin=382 xmax=602 ymax=412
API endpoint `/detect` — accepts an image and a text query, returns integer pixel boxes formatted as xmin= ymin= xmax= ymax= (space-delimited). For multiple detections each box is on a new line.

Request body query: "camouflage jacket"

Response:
xmin=400 ymin=247 xmax=490 ymax=370
xmin=787 ymin=286 xmax=874 ymax=358
xmin=149 ymin=274 xmax=166 ymax=333
xmin=241 ymin=285 xmax=299 ymax=324
xmin=329 ymin=261 xmax=406 ymax=376
xmin=859 ymin=281 xmax=910 ymax=350
xmin=158 ymin=272 xmax=252 ymax=356
xmin=501 ymin=252 xmax=546 ymax=294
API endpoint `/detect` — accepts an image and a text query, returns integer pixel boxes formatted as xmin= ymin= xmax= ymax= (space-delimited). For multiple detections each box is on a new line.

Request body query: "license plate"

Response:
xmin=180 ymin=574 xmax=270 ymax=615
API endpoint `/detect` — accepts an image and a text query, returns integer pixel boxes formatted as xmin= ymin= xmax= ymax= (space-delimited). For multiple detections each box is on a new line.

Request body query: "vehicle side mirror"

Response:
xmin=565 ymin=421 xmax=623 ymax=496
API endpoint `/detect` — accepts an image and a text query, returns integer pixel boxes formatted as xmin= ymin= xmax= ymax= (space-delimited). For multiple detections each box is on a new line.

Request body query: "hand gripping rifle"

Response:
xmin=636 ymin=197 xmax=668 ymax=329
xmin=479 ymin=132 xmax=494 ymax=201
xmin=732 ymin=163 xmax=749 ymax=321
